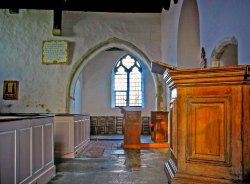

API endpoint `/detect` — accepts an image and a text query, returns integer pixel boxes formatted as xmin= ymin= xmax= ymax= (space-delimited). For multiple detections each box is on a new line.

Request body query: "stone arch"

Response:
xmin=211 ymin=36 xmax=238 ymax=67
xmin=66 ymin=37 xmax=160 ymax=113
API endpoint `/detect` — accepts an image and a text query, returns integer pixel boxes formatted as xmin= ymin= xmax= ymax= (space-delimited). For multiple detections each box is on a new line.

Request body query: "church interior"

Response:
xmin=0 ymin=0 xmax=250 ymax=183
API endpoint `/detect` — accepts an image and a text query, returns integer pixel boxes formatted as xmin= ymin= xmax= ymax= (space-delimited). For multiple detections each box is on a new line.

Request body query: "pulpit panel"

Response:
xmin=164 ymin=65 xmax=250 ymax=183
xmin=186 ymin=97 xmax=231 ymax=166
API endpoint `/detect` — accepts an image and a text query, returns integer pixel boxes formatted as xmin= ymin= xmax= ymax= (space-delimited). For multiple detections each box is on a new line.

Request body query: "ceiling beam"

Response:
xmin=53 ymin=9 xmax=62 ymax=36
xmin=0 ymin=0 xmax=176 ymax=13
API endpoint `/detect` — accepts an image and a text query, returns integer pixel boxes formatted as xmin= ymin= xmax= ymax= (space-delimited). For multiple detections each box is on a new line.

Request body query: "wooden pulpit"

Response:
xmin=164 ymin=65 xmax=250 ymax=184
xmin=123 ymin=111 xmax=142 ymax=148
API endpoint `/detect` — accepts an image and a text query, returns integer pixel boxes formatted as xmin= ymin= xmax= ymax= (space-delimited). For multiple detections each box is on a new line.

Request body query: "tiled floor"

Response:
xmin=48 ymin=135 xmax=169 ymax=184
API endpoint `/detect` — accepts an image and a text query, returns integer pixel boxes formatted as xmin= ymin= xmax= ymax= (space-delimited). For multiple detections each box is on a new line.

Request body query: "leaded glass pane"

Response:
xmin=129 ymin=91 xmax=142 ymax=106
xmin=122 ymin=55 xmax=135 ymax=69
xmin=114 ymin=55 xmax=142 ymax=107
xmin=129 ymin=67 xmax=142 ymax=106
xmin=116 ymin=66 xmax=125 ymax=74
xmin=115 ymin=91 xmax=127 ymax=106
xmin=114 ymin=67 xmax=127 ymax=91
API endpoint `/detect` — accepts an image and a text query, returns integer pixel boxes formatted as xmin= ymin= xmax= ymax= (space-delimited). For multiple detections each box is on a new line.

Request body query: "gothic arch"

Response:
xmin=66 ymin=37 xmax=160 ymax=113
xmin=211 ymin=36 xmax=238 ymax=67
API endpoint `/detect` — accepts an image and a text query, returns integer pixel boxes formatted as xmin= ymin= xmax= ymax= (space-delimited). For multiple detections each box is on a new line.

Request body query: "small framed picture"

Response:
xmin=3 ymin=81 xmax=19 ymax=100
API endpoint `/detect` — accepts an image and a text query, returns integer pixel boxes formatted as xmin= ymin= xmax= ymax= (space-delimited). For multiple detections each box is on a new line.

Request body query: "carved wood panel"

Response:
xmin=186 ymin=96 xmax=231 ymax=166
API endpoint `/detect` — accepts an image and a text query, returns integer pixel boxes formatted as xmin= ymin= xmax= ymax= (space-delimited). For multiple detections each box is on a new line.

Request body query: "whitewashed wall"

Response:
xmin=0 ymin=10 xmax=161 ymax=113
xmin=81 ymin=51 xmax=156 ymax=116
xmin=177 ymin=0 xmax=200 ymax=68
xmin=161 ymin=0 xmax=182 ymax=67
xmin=198 ymin=0 xmax=250 ymax=66
xmin=161 ymin=0 xmax=200 ymax=69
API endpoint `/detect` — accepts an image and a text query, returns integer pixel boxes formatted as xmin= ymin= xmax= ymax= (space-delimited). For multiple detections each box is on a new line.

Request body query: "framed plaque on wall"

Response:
xmin=42 ymin=40 xmax=69 ymax=64
xmin=3 ymin=81 xmax=19 ymax=100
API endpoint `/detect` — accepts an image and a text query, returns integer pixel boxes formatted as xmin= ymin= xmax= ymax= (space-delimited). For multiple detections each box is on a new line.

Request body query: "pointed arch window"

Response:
xmin=113 ymin=55 xmax=143 ymax=107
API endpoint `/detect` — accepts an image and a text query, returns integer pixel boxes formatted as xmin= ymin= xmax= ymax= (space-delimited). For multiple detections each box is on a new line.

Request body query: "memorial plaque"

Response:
xmin=3 ymin=81 xmax=19 ymax=100
xmin=42 ymin=40 xmax=68 ymax=64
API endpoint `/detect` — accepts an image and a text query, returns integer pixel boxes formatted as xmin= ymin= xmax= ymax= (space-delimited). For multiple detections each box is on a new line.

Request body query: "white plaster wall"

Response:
xmin=81 ymin=51 xmax=156 ymax=116
xmin=161 ymin=0 xmax=183 ymax=67
xmin=161 ymin=0 xmax=200 ymax=69
xmin=178 ymin=0 xmax=200 ymax=68
xmin=0 ymin=10 xmax=60 ymax=113
xmin=0 ymin=9 xmax=161 ymax=113
xmin=161 ymin=1 xmax=183 ymax=111
xmin=198 ymin=0 xmax=250 ymax=66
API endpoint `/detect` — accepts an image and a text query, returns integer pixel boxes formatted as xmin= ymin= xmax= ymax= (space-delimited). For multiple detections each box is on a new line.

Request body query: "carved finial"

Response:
xmin=200 ymin=47 xmax=207 ymax=68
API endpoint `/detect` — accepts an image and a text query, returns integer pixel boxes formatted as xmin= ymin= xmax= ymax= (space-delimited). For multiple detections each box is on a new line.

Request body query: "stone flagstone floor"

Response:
xmin=48 ymin=136 xmax=169 ymax=184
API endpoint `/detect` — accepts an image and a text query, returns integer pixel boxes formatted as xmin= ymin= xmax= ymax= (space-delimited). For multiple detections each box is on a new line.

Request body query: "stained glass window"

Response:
xmin=113 ymin=55 xmax=142 ymax=107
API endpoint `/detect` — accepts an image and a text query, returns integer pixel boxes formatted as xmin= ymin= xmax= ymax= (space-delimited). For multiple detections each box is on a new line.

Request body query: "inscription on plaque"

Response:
xmin=42 ymin=40 xmax=68 ymax=64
